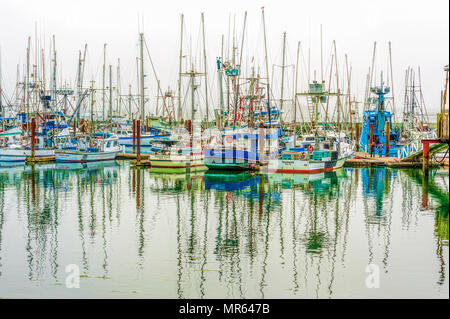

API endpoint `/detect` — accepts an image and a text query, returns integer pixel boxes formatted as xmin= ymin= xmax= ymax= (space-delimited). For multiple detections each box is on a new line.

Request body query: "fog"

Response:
xmin=1 ymin=0 xmax=448 ymax=119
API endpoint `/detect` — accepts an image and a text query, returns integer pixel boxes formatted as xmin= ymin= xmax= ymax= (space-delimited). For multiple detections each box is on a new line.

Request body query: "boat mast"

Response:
xmin=52 ymin=35 xmax=57 ymax=108
xmin=280 ymin=31 xmax=286 ymax=123
xmin=217 ymin=36 xmax=224 ymax=129
xmin=139 ymin=33 xmax=145 ymax=125
xmin=26 ymin=37 xmax=30 ymax=120
xmin=117 ymin=58 xmax=121 ymax=117
xmin=345 ymin=54 xmax=352 ymax=138
xmin=368 ymin=42 xmax=376 ymax=103
xmin=261 ymin=6 xmax=272 ymax=128
xmin=388 ymin=42 xmax=396 ymax=122
xmin=90 ymin=80 xmax=95 ymax=125
xmin=333 ymin=40 xmax=341 ymax=132
xmin=201 ymin=13 xmax=209 ymax=123
xmin=76 ymin=50 xmax=82 ymax=122
xmin=293 ymin=41 xmax=300 ymax=123
xmin=109 ymin=64 xmax=113 ymax=124
xmin=320 ymin=24 xmax=323 ymax=83
xmin=102 ymin=43 xmax=106 ymax=122
xmin=178 ymin=14 xmax=184 ymax=122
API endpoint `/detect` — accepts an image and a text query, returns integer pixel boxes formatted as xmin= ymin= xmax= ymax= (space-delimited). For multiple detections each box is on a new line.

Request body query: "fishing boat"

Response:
xmin=267 ymin=135 xmax=350 ymax=174
xmin=148 ymin=139 xmax=207 ymax=173
xmin=0 ymin=128 xmax=26 ymax=163
xmin=0 ymin=145 xmax=27 ymax=163
xmin=204 ymin=127 xmax=282 ymax=170
xmin=359 ymin=75 xmax=436 ymax=158
xmin=55 ymin=133 xmax=121 ymax=162
xmin=117 ymin=126 xmax=171 ymax=147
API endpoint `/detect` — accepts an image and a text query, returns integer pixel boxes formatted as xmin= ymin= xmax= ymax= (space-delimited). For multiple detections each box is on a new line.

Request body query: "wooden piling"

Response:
xmin=422 ymin=141 xmax=429 ymax=176
xmin=369 ymin=123 xmax=374 ymax=156
xmin=258 ymin=120 xmax=265 ymax=165
xmin=30 ymin=117 xmax=36 ymax=159
xmin=421 ymin=173 xmax=429 ymax=209
xmin=136 ymin=119 xmax=141 ymax=163
xmin=385 ymin=120 xmax=390 ymax=157
xmin=355 ymin=123 xmax=360 ymax=151
xmin=132 ymin=119 xmax=136 ymax=153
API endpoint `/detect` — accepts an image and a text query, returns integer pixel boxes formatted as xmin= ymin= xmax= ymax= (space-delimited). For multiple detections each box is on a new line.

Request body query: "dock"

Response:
xmin=26 ymin=156 xmax=56 ymax=164
xmin=345 ymin=152 xmax=444 ymax=168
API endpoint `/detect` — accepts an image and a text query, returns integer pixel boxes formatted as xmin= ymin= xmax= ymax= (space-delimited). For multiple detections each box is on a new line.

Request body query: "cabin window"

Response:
xmin=107 ymin=141 xmax=111 ymax=148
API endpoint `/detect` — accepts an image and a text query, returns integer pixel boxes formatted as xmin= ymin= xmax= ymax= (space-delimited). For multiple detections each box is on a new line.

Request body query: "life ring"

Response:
xmin=307 ymin=144 xmax=314 ymax=152
xmin=5 ymin=137 xmax=9 ymax=143
xmin=225 ymin=136 xmax=233 ymax=144
xmin=92 ymin=141 xmax=97 ymax=147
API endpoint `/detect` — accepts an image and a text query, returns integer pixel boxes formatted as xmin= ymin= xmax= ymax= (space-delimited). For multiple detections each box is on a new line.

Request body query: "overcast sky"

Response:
xmin=1 ymin=0 xmax=449 ymax=118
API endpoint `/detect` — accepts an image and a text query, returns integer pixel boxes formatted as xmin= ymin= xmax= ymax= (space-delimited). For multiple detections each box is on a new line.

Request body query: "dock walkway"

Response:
xmin=345 ymin=152 xmax=443 ymax=168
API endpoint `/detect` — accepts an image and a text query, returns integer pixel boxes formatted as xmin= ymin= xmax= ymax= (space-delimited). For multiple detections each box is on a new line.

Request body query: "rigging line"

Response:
xmin=143 ymin=37 xmax=169 ymax=116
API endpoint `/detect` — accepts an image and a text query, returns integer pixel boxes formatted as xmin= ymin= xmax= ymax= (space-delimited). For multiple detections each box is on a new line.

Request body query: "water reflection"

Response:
xmin=0 ymin=161 xmax=447 ymax=298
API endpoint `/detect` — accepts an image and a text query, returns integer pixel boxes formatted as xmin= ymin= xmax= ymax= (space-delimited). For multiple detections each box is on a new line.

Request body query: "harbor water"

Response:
xmin=0 ymin=161 xmax=448 ymax=298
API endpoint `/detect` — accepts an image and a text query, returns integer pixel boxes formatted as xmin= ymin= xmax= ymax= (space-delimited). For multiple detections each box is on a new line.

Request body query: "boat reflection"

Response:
xmin=0 ymin=162 xmax=447 ymax=298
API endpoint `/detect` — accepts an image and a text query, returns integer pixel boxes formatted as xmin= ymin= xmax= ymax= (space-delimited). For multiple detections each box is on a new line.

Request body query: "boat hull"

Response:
xmin=24 ymin=149 xmax=55 ymax=157
xmin=0 ymin=149 xmax=27 ymax=163
xmin=149 ymin=154 xmax=207 ymax=173
xmin=55 ymin=150 xmax=119 ymax=163
xmin=204 ymin=148 xmax=257 ymax=170
xmin=118 ymin=134 xmax=171 ymax=147
xmin=268 ymin=157 xmax=346 ymax=174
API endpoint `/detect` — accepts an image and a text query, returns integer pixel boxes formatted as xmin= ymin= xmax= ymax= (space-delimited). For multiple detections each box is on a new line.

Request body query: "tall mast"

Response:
xmin=261 ymin=6 xmax=272 ymax=127
xmin=333 ymin=40 xmax=341 ymax=132
xmin=280 ymin=31 xmax=287 ymax=121
xmin=102 ymin=43 xmax=106 ymax=122
xmin=369 ymin=42 xmax=376 ymax=92
xmin=26 ymin=37 xmax=31 ymax=119
xmin=52 ymin=35 xmax=57 ymax=106
xmin=235 ymin=11 xmax=247 ymax=128
xmin=128 ymin=85 xmax=132 ymax=117
xmin=117 ymin=58 xmax=121 ymax=116
xmin=76 ymin=50 xmax=82 ymax=122
xmin=293 ymin=41 xmax=300 ymax=123
xmin=201 ymin=12 xmax=209 ymax=123
xmin=388 ymin=41 xmax=396 ymax=122
xmin=178 ymin=14 xmax=184 ymax=122
xmin=90 ymin=80 xmax=95 ymax=124
xmin=109 ymin=64 xmax=113 ymax=123
xmin=139 ymin=33 xmax=145 ymax=124
xmin=136 ymin=57 xmax=140 ymax=112
xmin=320 ymin=24 xmax=323 ymax=82
xmin=345 ymin=54 xmax=352 ymax=137
xmin=217 ymin=36 xmax=224 ymax=129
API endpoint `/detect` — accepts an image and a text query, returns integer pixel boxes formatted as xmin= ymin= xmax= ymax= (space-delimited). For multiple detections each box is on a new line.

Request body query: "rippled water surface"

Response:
xmin=0 ymin=161 xmax=448 ymax=298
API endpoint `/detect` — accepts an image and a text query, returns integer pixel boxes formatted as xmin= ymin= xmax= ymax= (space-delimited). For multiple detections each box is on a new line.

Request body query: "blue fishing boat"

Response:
xmin=204 ymin=127 xmax=282 ymax=170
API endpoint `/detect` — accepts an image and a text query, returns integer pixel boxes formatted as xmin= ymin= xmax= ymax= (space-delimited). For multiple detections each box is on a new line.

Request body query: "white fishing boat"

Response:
xmin=268 ymin=136 xmax=351 ymax=174
xmin=55 ymin=133 xmax=121 ymax=163
xmin=148 ymin=139 xmax=207 ymax=173
xmin=117 ymin=127 xmax=171 ymax=147
xmin=0 ymin=128 xmax=27 ymax=163
xmin=0 ymin=145 xmax=27 ymax=163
